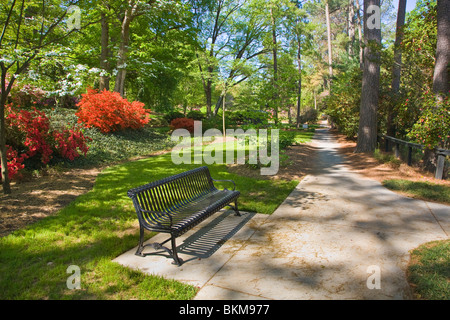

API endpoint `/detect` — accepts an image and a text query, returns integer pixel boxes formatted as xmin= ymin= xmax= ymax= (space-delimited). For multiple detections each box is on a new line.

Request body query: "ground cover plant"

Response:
xmin=45 ymin=108 xmax=174 ymax=168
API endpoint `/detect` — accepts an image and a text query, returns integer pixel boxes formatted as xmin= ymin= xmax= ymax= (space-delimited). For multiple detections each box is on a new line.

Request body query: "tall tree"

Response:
xmin=355 ymin=0 xmax=381 ymax=153
xmin=194 ymin=0 xmax=243 ymax=118
xmin=355 ymin=0 xmax=364 ymax=69
xmin=347 ymin=0 xmax=355 ymax=56
xmin=114 ymin=0 xmax=149 ymax=96
xmin=99 ymin=2 xmax=111 ymax=91
xmin=270 ymin=3 xmax=280 ymax=124
xmin=285 ymin=1 xmax=310 ymax=128
xmin=386 ymin=0 xmax=407 ymax=137
xmin=325 ymin=0 xmax=333 ymax=87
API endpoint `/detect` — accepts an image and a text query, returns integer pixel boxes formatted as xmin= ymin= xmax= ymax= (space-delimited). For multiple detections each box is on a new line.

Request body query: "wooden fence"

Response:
xmin=380 ymin=134 xmax=450 ymax=180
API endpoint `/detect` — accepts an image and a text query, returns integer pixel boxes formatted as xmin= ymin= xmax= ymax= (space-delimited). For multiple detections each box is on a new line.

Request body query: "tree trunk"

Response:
xmin=296 ymin=38 xmax=302 ymax=128
xmin=356 ymin=0 xmax=364 ymax=70
xmin=432 ymin=0 xmax=450 ymax=99
xmin=355 ymin=0 xmax=381 ymax=153
xmin=114 ymin=1 xmax=143 ymax=97
xmin=348 ymin=0 xmax=355 ymax=56
xmin=387 ymin=0 xmax=407 ymax=137
xmin=325 ymin=1 xmax=333 ymax=87
xmin=271 ymin=7 xmax=279 ymax=124
xmin=0 ymin=69 xmax=15 ymax=194
xmin=99 ymin=12 xmax=110 ymax=91
xmin=0 ymin=95 xmax=11 ymax=194
xmin=114 ymin=7 xmax=132 ymax=97
xmin=205 ymin=67 xmax=213 ymax=118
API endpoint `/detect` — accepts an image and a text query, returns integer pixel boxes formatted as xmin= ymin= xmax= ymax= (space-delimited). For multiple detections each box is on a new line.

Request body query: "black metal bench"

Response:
xmin=127 ymin=166 xmax=240 ymax=266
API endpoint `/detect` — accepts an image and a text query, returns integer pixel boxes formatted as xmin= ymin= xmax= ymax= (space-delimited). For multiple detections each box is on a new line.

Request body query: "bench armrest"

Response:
xmin=212 ymin=179 xmax=236 ymax=191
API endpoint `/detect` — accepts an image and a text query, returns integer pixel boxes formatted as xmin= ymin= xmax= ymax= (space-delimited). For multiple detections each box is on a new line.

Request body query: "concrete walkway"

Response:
xmin=113 ymin=128 xmax=449 ymax=300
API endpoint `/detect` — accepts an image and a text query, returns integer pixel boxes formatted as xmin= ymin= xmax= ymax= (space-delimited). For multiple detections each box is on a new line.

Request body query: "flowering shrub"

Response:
xmin=53 ymin=128 xmax=90 ymax=161
xmin=76 ymin=89 xmax=150 ymax=133
xmin=408 ymin=92 xmax=450 ymax=150
xmin=2 ymin=146 xmax=27 ymax=180
xmin=170 ymin=117 xmax=195 ymax=133
xmin=1 ymin=105 xmax=90 ymax=181
xmin=7 ymin=106 xmax=54 ymax=164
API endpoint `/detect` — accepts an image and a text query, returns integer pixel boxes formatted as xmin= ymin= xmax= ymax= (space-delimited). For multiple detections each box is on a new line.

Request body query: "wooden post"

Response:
xmin=435 ymin=153 xmax=445 ymax=179
xmin=407 ymin=146 xmax=413 ymax=166
xmin=385 ymin=137 xmax=389 ymax=152
xmin=395 ymin=143 xmax=400 ymax=158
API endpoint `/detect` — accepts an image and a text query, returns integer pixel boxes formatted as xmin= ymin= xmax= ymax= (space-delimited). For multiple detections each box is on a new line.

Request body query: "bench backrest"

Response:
xmin=127 ymin=166 xmax=215 ymax=215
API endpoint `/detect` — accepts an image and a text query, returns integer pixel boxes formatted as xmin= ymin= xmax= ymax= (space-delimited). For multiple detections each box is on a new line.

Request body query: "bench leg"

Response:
xmin=171 ymin=236 xmax=183 ymax=266
xmin=135 ymin=226 xmax=146 ymax=257
xmin=135 ymin=228 xmax=183 ymax=266
xmin=229 ymin=199 xmax=241 ymax=216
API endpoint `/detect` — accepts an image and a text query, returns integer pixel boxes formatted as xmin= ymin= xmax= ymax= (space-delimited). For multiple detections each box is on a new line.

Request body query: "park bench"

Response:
xmin=127 ymin=166 xmax=240 ymax=266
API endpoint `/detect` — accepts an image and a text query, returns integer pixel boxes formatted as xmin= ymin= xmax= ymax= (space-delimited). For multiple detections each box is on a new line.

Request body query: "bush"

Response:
xmin=408 ymin=92 xmax=450 ymax=150
xmin=9 ymin=84 xmax=46 ymax=108
xmin=186 ymin=110 xmax=205 ymax=120
xmin=298 ymin=108 xmax=318 ymax=124
xmin=76 ymin=89 xmax=150 ymax=133
xmin=2 ymin=145 xmax=26 ymax=180
xmin=226 ymin=110 xmax=269 ymax=126
xmin=2 ymin=105 xmax=90 ymax=180
xmin=163 ymin=110 xmax=185 ymax=123
xmin=201 ymin=116 xmax=223 ymax=132
xmin=170 ymin=117 xmax=195 ymax=133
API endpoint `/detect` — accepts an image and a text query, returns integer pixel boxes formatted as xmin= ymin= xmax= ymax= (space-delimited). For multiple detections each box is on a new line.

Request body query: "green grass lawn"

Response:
xmin=0 ymin=132 xmax=304 ymax=299
xmin=408 ymin=239 xmax=450 ymax=300
xmin=382 ymin=179 xmax=450 ymax=204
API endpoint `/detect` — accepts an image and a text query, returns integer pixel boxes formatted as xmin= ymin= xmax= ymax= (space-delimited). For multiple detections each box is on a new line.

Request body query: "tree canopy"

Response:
xmin=1 ymin=0 xmax=449 ymax=192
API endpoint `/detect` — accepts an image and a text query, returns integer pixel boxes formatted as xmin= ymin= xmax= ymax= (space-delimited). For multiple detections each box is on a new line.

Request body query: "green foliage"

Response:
xmin=44 ymin=108 xmax=174 ymax=168
xmin=228 ymin=110 xmax=270 ymax=126
xmin=163 ymin=111 xmax=185 ymax=123
xmin=324 ymin=60 xmax=362 ymax=138
xmin=298 ymin=108 xmax=318 ymax=124
xmin=390 ymin=0 xmax=438 ymax=140
xmin=201 ymin=116 xmax=224 ymax=132
xmin=408 ymin=93 xmax=450 ymax=150
xmin=186 ymin=109 xmax=206 ymax=120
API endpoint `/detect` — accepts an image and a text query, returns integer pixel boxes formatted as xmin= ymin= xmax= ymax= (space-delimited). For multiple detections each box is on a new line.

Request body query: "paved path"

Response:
xmin=114 ymin=128 xmax=449 ymax=300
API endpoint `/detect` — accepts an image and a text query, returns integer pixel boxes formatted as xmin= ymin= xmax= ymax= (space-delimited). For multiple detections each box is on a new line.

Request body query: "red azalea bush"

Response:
xmin=1 ymin=105 xmax=90 ymax=181
xmin=3 ymin=146 xmax=26 ymax=180
xmin=170 ymin=117 xmax=195 ymax=133
xmin=76 ymin=89 xmax=150 ymax=133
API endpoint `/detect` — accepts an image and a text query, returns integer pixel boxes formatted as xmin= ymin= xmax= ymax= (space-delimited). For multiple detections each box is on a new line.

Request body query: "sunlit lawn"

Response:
xmin=382 ymin=179 xmax=450 ymax=205
xmin=0 ymin=134 xmax=303 ymax=299
xmin=408 ymin=239 xmax=450 ymax=300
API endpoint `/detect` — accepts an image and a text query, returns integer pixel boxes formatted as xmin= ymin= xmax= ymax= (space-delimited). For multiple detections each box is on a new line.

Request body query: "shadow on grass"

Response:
xmin=0 ymin=147 xmax=298 ymax=299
